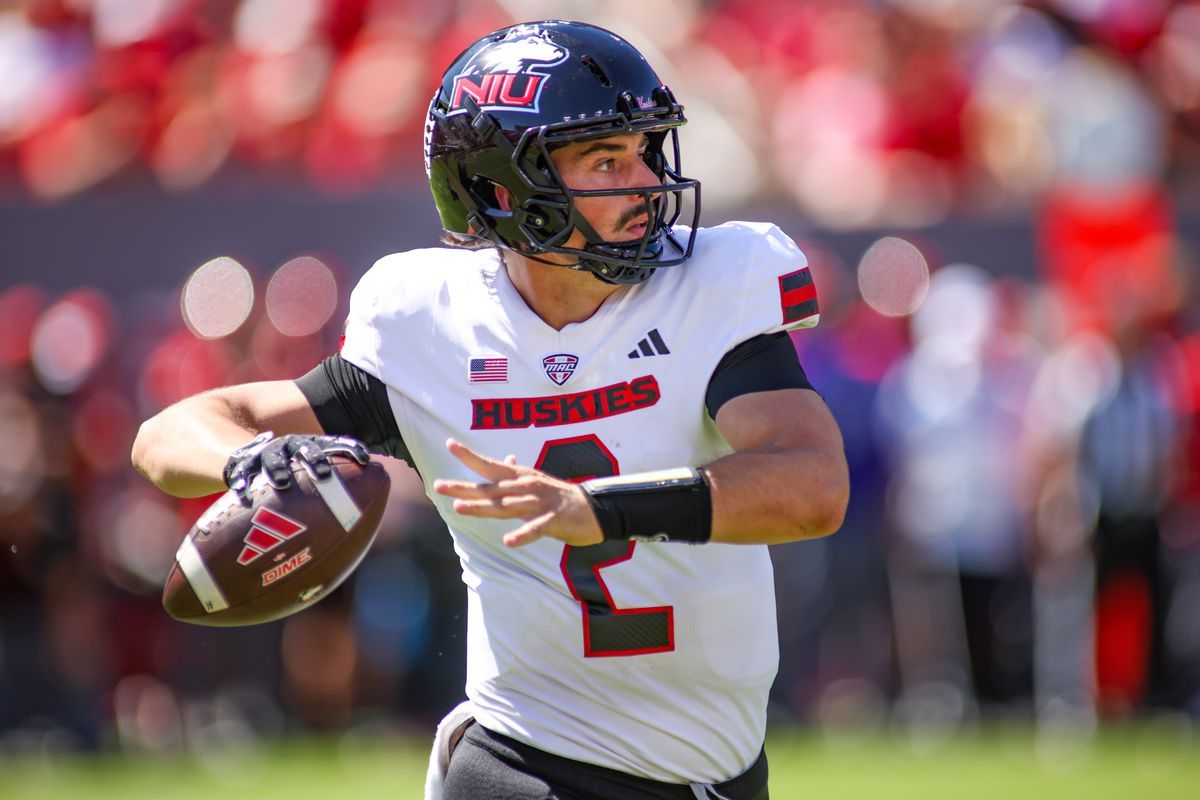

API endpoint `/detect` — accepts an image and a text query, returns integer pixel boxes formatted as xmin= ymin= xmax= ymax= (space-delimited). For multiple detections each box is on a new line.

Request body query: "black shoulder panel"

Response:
xmin=705 ymin=332 xmax=814 ymax=419
xmin=295 ymin=356 xmax=414 ymax=468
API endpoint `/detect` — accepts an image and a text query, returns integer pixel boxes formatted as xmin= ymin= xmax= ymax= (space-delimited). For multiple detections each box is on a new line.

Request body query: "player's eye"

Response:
xmin=595 ymin=158 xmax=615 ymax=171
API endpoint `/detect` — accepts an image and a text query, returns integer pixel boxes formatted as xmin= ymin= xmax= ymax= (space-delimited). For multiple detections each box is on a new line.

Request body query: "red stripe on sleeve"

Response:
xmin=780 ymin=282 xmax=816 ymax=308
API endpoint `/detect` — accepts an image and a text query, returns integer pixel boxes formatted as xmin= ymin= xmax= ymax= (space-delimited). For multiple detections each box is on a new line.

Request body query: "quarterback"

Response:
xmin=133 ymin=20 xmax=848 ymax=800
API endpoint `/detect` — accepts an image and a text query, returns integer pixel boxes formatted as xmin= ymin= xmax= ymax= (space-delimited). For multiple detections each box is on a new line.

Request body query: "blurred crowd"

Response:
xmin=1 ymin=0 xmax=1199 ymax=761
xmin=0 ymin=0 xmax=1197 ymax=212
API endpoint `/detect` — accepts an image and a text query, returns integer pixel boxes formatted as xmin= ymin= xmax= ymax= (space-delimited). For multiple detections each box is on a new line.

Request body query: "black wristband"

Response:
xmin=581 ymin=467 xmax=713 ymax=544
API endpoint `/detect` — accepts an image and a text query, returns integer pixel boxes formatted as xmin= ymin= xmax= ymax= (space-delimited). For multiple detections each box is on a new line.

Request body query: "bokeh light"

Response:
xmin=91 ymin=0 xmax=182 ymax=48
xmin=857 ymin=236 xmax=930 ymax=317
xmin=352 ymin=551 xmax=431 ymax=673
xmin=151 ymin=98 xmax=235 ymax=191
xmin=911 ymin=263 xmax=996 ymax=356
xmin=0 ymin=284 xmax=45 ymax=367
xmin=234 ymin=0 xmax=325 ymax=56
xmin=30 ymin=288 xmax=113 ymax=394
xmin=251 ymin=318 xmax=329 ymax=380
xmin=0 ymin=390 xmax=43 ymax=508
xmin=139 ymin=330 xmax=238 ymax=412
xmin=244 ymin=45 xmax=333 ymax=129
xmin=102 ymin=489 xmax=187 ymax=593
xmin=331 ymin=34 xmax=426 ymax=138
xmin=181 ymin=256 xmax=256 ymax=339
xmin=73 ymin=386 xmax=136 ymax=475
xmin=265 ymin=256 xmax=338 ymax=337
xmin=113 ymin=673 xmax=183 ymax=752
xmin=1147 ymin=5 xmax=1200 ymax=112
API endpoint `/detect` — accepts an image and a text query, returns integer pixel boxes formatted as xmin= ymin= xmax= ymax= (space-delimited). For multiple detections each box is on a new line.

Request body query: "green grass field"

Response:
xmin=2 ymin=726 xmax=1197 ymax=799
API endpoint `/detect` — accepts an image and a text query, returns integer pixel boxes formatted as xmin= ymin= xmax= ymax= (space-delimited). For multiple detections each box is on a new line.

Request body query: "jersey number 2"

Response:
xmin=536 ymin=435 xmax=674 ymax=658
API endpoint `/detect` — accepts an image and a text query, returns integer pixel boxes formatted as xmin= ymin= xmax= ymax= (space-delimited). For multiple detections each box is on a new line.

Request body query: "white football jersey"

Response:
xmin=339 ymin=221 xmax=817 ymax=783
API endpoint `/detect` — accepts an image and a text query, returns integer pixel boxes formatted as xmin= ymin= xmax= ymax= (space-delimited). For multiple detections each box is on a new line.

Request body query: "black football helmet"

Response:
xmin=424 ymin=20 xmax=701 ymax=285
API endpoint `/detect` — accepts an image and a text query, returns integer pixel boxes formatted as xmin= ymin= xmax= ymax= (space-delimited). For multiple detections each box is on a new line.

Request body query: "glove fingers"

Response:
xmin=229 ymin=468 xmax=254 ymax=504
xmin=325 ymin=442 xmax=370 ymax=465
xmin=336 ymin=437 xmax=370 ymax=464
xmin=226 ymin=434 xmax=368 ymax=495
xmin=260 ymin=446 xmax=294 ymax=489
xmin=295 ymin=443 xmax=333 ymax=479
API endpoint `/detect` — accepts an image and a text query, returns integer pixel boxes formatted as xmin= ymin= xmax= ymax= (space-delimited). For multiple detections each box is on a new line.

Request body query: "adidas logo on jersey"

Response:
xmin=627 ymin=328 xmax=670 ymax=359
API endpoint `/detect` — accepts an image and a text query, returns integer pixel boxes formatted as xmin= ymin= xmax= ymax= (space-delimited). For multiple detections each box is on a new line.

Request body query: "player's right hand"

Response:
xmin=223 ymin=432 xmax=369 ymax=502
xmin=433 ymin=438 xmax=604 ymax=548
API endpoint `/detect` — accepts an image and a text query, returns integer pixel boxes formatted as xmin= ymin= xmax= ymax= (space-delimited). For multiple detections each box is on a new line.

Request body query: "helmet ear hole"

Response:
xmin=518 ymin=197 xmax=569 ymax=243
xmin=468 ymin=177 xmax=499 ymax=208
xmin=643 ymin=131 xmax=669 ymax=177
xmin=642 ymin=151 xmax=665 ymax=178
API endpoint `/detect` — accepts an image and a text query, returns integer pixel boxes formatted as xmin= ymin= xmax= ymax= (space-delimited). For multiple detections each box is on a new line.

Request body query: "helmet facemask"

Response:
xmin=425 ymin=22 xmax=702 ymax=285
xmin=531 ymin=121 xmax=699 ymax=284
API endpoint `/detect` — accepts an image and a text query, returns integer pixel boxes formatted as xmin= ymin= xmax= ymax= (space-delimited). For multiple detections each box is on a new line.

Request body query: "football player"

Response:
xmin=133 ymin=20 xmax=848 ymax=800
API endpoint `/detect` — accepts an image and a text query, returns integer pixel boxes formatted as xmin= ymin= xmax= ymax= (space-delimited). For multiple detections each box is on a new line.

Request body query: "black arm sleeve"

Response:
xmin=295 ymin=355 xmax=414 ymax=467
xmin=705 ymin=332 xmax=815 ymax=419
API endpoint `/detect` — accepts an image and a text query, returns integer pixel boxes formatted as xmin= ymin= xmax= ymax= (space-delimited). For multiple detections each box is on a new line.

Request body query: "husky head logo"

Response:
xmin=466 ymin=27 xmax=568 ymax=75
xmin=450 ymin=27 xmax=570 ymax=114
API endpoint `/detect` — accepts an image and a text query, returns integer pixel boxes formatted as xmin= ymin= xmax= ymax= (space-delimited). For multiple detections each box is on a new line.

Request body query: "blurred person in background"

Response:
xmin=1079 ymin=313 xmax=1188 ymax=715
xmin=1167 ymin=320 xmax=1200 ymax=718
xmin=875 ymin=265 xmax=1040 ymax=730
xmin=1032 ymin=19 xmax=1195 ymax=722
xmin=771 ymin=246 xmax=902 ymax=725
xmin=0 ymin=355 xmax=109 ymax=751
xmin=132 ymin=19 xmax=848 ymax=800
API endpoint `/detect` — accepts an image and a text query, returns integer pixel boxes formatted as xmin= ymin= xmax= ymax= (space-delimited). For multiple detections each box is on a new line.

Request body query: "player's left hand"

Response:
xmin=433 ymin=439 xmax=603 ymax=548
xmin=223 ymin=432 xmax=370 ymax=504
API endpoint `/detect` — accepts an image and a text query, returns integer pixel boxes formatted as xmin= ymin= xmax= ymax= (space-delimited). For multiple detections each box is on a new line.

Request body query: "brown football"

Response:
xmin=162 ymin=455 xmax=390 ymax=626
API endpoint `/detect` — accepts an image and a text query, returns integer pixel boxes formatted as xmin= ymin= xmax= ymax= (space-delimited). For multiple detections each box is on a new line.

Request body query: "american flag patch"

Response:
xmin=469 ymin=357 xmax=508 ymax=383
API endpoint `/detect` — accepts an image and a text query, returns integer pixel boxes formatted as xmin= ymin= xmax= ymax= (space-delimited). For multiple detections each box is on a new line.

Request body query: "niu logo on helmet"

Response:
xmin=450 ymin=28 xmax=569 ymax=113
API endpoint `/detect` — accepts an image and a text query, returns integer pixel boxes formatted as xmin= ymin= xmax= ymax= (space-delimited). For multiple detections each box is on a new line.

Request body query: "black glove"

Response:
xmin=223 ymin=431 xmax=370 ymax=501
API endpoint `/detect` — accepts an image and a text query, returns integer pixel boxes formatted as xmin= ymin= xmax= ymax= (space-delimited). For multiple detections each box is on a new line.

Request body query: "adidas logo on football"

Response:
xmin=628 ymin=329 xmax=671 ymax=359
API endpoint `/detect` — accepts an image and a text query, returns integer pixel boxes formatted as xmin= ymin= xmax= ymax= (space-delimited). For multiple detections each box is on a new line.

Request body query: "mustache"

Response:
xmin=617 ymin=201 xmax=656 ymax=229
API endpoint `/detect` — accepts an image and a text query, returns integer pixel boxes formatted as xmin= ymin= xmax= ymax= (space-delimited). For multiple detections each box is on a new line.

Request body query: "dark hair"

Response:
xmin=440 ymin=230 xmax=496 ymax=250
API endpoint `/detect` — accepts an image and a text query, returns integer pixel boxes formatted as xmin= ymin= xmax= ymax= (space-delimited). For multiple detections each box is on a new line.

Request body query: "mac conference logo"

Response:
xmin=542 ymin=353 xmax=579 ymax=386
